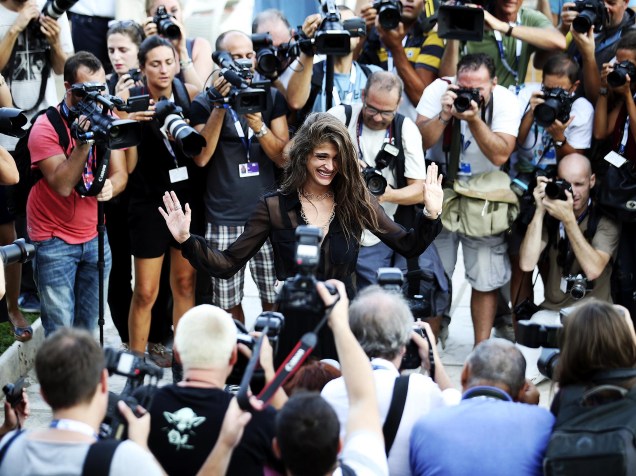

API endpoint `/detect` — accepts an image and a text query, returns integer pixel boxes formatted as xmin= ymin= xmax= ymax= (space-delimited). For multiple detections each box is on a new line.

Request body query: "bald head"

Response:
xmin=215 ymin=30 xmax=252 ymax=53
xmin=463 ymin=339 xmax=526 ymax=398
xmin=558 ymin=153 xmax=592 ymax=178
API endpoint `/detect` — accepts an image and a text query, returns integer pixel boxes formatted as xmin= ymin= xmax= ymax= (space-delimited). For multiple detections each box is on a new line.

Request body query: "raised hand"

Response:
xmin=422 ymin=162 xmax=443 ymax=218
xmin=158 ymin=191 xmax=191 ymax=243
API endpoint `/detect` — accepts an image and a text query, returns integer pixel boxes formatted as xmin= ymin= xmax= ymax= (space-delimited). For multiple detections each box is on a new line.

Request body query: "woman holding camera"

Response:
xmin=120 ymin=36 xmax=204 ymax=368
xmin=160 ymin=113 xmax=443 ymax=359
xmin=143 ymin=0 xmax=213 ymax=92
xmin=106 ymin=21 xmax=145 ymax=97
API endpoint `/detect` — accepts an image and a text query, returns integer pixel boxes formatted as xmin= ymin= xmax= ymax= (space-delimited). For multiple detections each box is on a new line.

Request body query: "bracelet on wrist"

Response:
xmin=180 ymin=59 xmax=193 ymax=69
xmin=438 ymin=113 xmax=451 ymax=126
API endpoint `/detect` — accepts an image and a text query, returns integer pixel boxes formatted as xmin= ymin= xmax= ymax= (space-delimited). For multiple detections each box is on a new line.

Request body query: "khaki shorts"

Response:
xmin=435 ymin=229 xmax=510 ymax=292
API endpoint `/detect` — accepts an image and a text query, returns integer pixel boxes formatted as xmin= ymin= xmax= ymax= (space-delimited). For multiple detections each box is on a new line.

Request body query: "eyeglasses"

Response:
xmin=364 ymin=103 xmax=397 ymax=119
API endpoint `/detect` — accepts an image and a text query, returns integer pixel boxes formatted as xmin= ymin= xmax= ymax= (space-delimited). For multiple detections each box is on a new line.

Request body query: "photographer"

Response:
xmin=561 ymin=0 xmax=636 ymax=102
xmin=439 ymin=0 xmax=565 ymax=93
xmin=143 ymin=304 xmax=283 ymax=476
xmin=416 ymin=53 xmax=521 ymax=345
xmin=189 ymin=29 xmax=289 ymax=324
xmin=356 ymin=0 xmax=445 ymax=119
xmin=321 ymin=285 xmax=458 ymax=476
xmin=28 ymin=51 xmax=127 ymax=337
xmin=0 ymin=328 xmax=164 ymax=475
xmin=519 ymin=153 xmax=620 ymax=310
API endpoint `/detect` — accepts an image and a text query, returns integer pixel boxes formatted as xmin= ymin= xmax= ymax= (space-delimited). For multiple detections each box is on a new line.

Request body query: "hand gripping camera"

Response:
xmin=608 ymin=61 xmax=636 ymax=88
xmin=568 ymin=0 xmax=608 ymax=33
xmin=373 ymin=0 xmax=403 ymax=29
xmin=454 ymin=88 xmax=482 ymax=113
xmin=153 ymin=5 xmax=181 ymax=40
xmin=154 ymin=98 xmax=207 ymax=158
xmin=534 ymin=87 xmax=573 ymax=128
xmin=545 ymin=179 xmax=572 ymax=201
xmin=362 ymin=142 xmax=400 ymax=196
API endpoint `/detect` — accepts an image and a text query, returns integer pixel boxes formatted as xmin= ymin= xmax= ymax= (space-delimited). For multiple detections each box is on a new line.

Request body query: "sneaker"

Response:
xmin=493 ymin=314 xmax=516 ymax=342
xmin=147 ymin=343 xmax=172 ymax=368
xmin=18 ymin=293 xmax=40 ymax=314
xmin=439 ymin=315 xmax=450 ymax=350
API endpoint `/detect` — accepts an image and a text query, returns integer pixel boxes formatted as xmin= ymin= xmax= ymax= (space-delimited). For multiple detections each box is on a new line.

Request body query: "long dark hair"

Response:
xmin=281 ymin=113 xmax=380 ymax=242
xmin=556 ymin=299 xmax=636 ymax=386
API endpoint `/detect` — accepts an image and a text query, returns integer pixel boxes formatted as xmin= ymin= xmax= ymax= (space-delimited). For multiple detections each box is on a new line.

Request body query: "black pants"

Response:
xmin=68 ymin=13 xmax=113 ymax=74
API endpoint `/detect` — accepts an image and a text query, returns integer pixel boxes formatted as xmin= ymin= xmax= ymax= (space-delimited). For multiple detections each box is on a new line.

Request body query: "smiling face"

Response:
xmin=304 ymin=141 xmax=339 ymax=192
xmin=107 ymin=33 xmax=140 ymax=76
xmin=142 ymin=45 xmax=176 ymax=91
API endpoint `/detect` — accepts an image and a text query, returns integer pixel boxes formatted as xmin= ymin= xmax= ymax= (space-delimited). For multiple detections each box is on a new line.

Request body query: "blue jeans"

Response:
xmin=32 ymin=235 xmax=112 ymax=336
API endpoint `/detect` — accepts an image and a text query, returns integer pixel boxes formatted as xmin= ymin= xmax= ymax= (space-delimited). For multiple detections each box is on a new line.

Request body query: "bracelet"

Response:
xmin=423 ymin=206 xmax=442 ymax=219
xmin=438 ymin=113 xmax=451 ymax=126
xmin=505 ymin=25 xmax=514 ymax=36
xmin=599 ymin=87 xmax=609 ymax=96
xmin=180 ymin=59 xmax=193 ymax=69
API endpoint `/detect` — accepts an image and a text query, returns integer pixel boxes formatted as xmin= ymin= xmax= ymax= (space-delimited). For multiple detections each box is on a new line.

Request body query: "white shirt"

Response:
xmin=322 ymin=357 xmax=461 ymax=476
xmin=416 ymin=77 xmax=521 ymax=176
xmin=69 ymin=0 xmax=115 ymax=18
xmin=333 ymin=430 xmax=390 ymax=476
xmin=328 ymin=103 xmax=427 ymax=246
xmin=512 ymin=83 xmax=594 ymax=171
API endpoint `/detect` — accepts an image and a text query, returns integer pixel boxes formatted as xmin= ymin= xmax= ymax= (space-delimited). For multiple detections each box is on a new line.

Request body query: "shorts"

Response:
xmin=129 ymin=202 xmax=180 ymax=258
xmin=435 ymin=229 xmax=510 ymax=292
xmin=206 ymin=223 xmax=277 ymax=309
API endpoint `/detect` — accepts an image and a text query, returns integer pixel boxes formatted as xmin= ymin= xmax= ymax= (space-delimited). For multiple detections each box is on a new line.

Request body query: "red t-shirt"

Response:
xmin=26 ymin=108 xmax=98 ymax=244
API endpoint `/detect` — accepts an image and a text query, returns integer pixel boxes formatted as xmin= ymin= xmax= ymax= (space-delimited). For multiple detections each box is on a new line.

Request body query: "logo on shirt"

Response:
xmin=163 ymin=407 xmax=206 ymax=450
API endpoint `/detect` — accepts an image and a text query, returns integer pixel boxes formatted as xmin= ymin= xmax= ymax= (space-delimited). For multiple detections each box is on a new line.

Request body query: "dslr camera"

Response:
xmin=534 ymin=87 xmax=573 ymax=128
xmin=437 ymin=0 xmax=489 ymax=42
xmin=362 ymin=142 xmax=399 ymax=196
xmin=544 ymin=179 xmax=572 ymax=201
xmin=607 ymin=60 xmax=636 ymax=88
xmin=69 ymin=82 xmax=142 ymax=150
xmin=100 ymin=347 xmax=163 ymax=439
xmin=564 ymin=273 xmax=593 ymax=300
xmin=568 ymin=0 xmax=608 ymax=33
xmin=454 ymin=88 xmax=481 ymax=113
xmin=153 ymin=5 xmax=181 ymax=40
xmin=251 ymin=33 xmax=280 ymax=79
xmin=373 ymin=0 xmax=403 ymax=29
xmin=210 ymin=51 xmax=269 ymax=114
xmin=154 ymin=98 xmax=206 ymax=158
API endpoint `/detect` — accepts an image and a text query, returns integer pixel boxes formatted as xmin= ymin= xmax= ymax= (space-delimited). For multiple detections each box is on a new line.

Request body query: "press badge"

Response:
xmin=239 ymin=162 xmax=259 ymax=177
xmin=169 ymin=166 xmax=189 ymax=183
xmin=458 ymin=161 xmax=472 ymax=176
xmin=604 ymin=151 xmax=627 ymax=168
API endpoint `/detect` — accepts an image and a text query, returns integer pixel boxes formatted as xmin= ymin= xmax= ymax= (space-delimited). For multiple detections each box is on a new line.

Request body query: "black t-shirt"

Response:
xmin=189 ymin=88 xmax=288 ymax=225
xmin=146 ymin=385 xmax=281 ymax=476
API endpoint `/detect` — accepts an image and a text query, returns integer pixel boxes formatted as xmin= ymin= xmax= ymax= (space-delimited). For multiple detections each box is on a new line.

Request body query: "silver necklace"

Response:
xmin=299 ymin=188 xmax=334 ymax=201
xmin=299 ymin=191 xmax=336 ymax=233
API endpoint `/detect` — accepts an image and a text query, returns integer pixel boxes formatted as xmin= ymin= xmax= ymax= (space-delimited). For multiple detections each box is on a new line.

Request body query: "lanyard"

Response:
xmin=50 ymin=419 xmax=98 ymax=439
xmin=559 ymin=199 xmax=591 ymax=240
xmin=60 ymin=100 xmax=97 ymax=191
xmin=229 ymin=108 xmax=254 ymax=161
xmin=493 ymin=28 xmax=522 ymax=88
xmin=356 ymin=112 xmax=392 ymax=163
xmin=387 ymin=36 xmax=408 ymax=72
xmin=328 ymin=63 xmax=357 ymax=107
xmin=618 ymin=99 xmax=636 ymax=156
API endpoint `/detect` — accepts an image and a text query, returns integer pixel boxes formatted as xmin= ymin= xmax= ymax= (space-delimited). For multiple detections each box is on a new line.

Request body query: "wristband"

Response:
xmin=599 ymin=87 xmax=609 ymax=96
xmin=423 ymin=206 xmax=441 ymax=219
xmin=505 ymin=25 xmax=514 ymax=36
xmin=180 ymin=59 xmax=193 ymax=69
xmin=438 ymin=113 xmax=451 ymax=126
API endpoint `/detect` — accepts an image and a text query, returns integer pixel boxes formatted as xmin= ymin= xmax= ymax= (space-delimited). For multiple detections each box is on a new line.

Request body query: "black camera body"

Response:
xmin=251 ymin=33 xmax=279 ymax=78
xmin=564 ymin=273 xmax=593 ymax=300
xmin=210 ymin=51 xmax=269 ymax=114
xmin=569 ymin=0 xmax=608 ymax=33
xmin=314 ymin=0 xmax=351 ymax=55
xmin=153 ymin=5 xmax=181 ymax=40
xmin=362 ymin=142 xmax=399 ymax=196
xmin=3 ymin=377 xmax=25 ymax=407
xmin=534 ymin=87 xmax=573 ymax=128
xmin=545 ymin=179 xmax=572 ymax=200
xmin=154 ymin=98 xmax=206 ymax=158
xmin=373 ymin=0 xmax=403 ymax=29
xmin=0 ymin=108 xmax=28 ymax=138
xmin=128 ymin=68 xmax=143 ymax=83
xmin=437 ymin=0 xmax=487 ymax=42
xmin=454 ymin=88 xmax=481 ymax=113
xmin=608 ymin=60 xmax=636 ymax=88
xmin=100 ymin=348 xmax=163 ymax=439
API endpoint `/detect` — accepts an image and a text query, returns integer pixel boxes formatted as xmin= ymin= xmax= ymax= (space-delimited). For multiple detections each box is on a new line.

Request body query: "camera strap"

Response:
xmin=229 ymin=108 xmax=254 ymax=161
xmin=556 ymin=199 xmax=593 ymax=275
xmin=355 ymin=111 xmax=393 ymax=165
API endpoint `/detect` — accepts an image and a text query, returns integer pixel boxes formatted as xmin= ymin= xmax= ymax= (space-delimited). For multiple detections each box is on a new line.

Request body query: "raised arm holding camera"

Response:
xmin=519 ymin=153 xmax=619 ymax=310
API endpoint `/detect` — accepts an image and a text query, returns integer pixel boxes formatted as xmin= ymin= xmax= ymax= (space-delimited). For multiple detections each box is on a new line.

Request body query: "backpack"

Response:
xmin=6 ymin=107 xmax=69 ymax=217
xmin=543 ymin=370 xmax=636 ymax=476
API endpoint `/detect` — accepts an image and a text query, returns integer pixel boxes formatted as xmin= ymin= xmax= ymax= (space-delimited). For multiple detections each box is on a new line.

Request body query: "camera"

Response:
xmin=277 ymin=226 xmax=338 ymax=317
xmin=568 ymin=0 xmax=608 ymax=33
xmin=564 ymin=273 xmax=593 ymax=300
xmin=534 ymin=87 xmax=573 ymax=128
xmin=362 ymin=142 xmax=399 ymax=196
xmin=128 ymin=68 xmax=143 ymax=83
xmin=153 ymin=5 xmax=181 ymax=40
xmin=154 ymin=98 xmax=206 ymax=158
xmin=0 ymin=108 xmax=28 ymax=138
xmin=373 ymin=0 xmax=403 ymax=29
xmin=69 ymin=82 xmax=142 ymax=150
xmin=607 ymin=60 xmax=636 ymax=88
xmin=314 ymin=0 xmax=351 ymax=56
xmin=100 ymin=348 xmax=163 ymax=439
xmin=544 ymin=179 xmax=572 ymax=200
xmin=210 ymin=51 xmax=269 ymax=114
xmin=228 ymin=312 xmax=285 ymax=386
xmin=0 ymin=238 xmax=35 ymax=265
xmin=454 ymin=88 xmax=481 ymax=113
xmin=251 ymin=33 xmax=281 ymax=79
xmin=41 ymin=0 xmax=79 ymax=20
xmin=437 ymin=0 xmax=488 ymax=42
xmin=2 ymin=377 xmax=25 ymax=407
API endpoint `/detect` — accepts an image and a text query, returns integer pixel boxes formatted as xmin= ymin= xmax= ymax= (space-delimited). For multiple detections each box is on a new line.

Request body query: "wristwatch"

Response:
xmin=599 ymin=87 xmax=609 ymax=96
xmin=254 ymin=123 xmax=269 ymax=138
xmin=423 ymin=206 xmax=442 ymax=219
xmin=554 ymin=137 xmax=567 ymax=149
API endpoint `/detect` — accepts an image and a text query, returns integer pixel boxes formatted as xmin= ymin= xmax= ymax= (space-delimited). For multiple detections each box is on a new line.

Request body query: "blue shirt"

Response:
xmin=409 ymin=386 xmax=555 ymax=476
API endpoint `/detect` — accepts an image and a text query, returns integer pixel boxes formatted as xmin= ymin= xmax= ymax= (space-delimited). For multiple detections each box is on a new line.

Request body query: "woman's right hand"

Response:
xmin=142 ymin=16 xmax=158 ymax=38
xmin=158 ymin=191 xmax=191 ymax=243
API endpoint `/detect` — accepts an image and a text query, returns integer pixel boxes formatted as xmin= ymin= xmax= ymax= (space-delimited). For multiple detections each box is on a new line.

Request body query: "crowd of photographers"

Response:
xmin=0 ymin=0 xmax=635 ymax=473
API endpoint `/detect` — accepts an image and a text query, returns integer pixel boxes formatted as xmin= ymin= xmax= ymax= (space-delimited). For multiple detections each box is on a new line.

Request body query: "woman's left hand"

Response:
xmin=422 ymin=162 xmax=444 ymax=217
xmin=158 ymin=191 xmax=191 ymax=243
